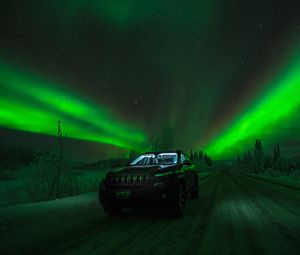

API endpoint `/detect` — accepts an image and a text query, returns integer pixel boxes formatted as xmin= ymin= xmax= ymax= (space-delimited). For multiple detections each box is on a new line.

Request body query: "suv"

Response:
xmin=99 ymin=150 xmax=199 ymax=217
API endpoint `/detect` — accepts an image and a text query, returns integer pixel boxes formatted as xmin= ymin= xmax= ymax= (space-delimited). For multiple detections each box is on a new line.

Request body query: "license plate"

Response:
xmin=116 ymin=190 xmax=131 ymax=199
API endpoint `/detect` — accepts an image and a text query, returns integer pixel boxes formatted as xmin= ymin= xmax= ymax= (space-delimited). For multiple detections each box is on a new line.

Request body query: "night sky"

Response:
xmin=0 ymin=0 xmax=300 ymax=160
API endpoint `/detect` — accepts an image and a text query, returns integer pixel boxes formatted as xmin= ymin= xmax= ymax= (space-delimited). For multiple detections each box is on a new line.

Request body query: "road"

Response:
xmin=0 ymin=170 xmax=299 ymax=255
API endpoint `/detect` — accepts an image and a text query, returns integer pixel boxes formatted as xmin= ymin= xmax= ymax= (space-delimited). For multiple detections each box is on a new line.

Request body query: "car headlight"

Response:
xmin=153 ymin=182 xmax=165 ymax=188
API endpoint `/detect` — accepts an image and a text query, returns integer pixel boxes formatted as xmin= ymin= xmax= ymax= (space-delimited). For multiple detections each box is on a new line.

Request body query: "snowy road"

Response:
xmin=0 ymin=170 xmax=299 ymax=255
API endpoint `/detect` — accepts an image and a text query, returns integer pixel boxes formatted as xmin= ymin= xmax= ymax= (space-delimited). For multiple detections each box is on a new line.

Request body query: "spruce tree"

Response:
xmin=273 ymin=143 xmax=280 ymax=161
xmin=254 ymin=139 xmax=264 ymax=174
xmin=199 ymin=150 xmax=204 ymax=159
xmin=190 ymin=150 xmax=194 ymax=161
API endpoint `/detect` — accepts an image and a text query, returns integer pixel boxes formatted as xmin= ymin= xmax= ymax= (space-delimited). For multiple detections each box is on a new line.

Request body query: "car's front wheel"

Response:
xmin=103 ymin=205 xmax=123 ymax=216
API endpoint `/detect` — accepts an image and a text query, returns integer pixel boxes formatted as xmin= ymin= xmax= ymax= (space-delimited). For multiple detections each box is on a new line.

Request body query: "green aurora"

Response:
xmin=0 ymin=63 xmax=148 ymax=152
xmin=203 ymin=47 xmax=300 ymax=159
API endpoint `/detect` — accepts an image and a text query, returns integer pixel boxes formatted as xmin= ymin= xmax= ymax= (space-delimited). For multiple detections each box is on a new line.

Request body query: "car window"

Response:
xmin=130 ymin=153 xmax=178 ymax=165
xmin=133 ymin=155 xmax=157 ymax=165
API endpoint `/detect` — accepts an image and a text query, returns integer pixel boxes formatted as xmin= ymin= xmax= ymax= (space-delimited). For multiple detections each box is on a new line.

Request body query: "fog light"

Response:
xmin=153 ymin=182 xmax=165 ymax=188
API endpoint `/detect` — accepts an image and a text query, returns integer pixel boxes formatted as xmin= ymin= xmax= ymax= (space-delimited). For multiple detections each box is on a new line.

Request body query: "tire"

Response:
xmin=191 ymin=176 xmax=199 ymax=199
xmin=103 ymin=205 xmax=123 ymax=216
xmin=170 ymin=183 xmax=186 ymax=218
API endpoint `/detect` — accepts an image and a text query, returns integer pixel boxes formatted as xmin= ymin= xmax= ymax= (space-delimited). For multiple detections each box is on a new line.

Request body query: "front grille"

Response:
xmin=107 ymin=174 xmax=149 ymax=186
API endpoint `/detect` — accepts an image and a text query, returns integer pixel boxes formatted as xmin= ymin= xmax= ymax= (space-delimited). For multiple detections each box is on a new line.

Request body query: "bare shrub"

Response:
xmin=29 ymin=120 xmax=80 ymax=200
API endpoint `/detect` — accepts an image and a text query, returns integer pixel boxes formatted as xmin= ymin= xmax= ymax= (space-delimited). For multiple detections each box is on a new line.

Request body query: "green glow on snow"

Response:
xmin=0 ymin=63 xmax=148 ymax=151
xmin=203 ymin=51 xmax=300 ymax=158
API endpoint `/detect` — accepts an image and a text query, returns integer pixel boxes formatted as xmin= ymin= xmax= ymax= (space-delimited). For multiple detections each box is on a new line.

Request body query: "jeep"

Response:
xmin=99 ymin=150 xmax=199 ymax=217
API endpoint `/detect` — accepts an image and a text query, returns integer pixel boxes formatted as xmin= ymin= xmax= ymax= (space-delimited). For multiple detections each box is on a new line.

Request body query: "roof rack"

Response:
xmin=143 ymin=150 xmax=183 ymax=154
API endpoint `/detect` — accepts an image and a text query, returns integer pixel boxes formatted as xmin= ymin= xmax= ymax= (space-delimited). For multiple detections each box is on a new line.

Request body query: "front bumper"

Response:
xmin=99 ymin=183 xmax=175 ymax=207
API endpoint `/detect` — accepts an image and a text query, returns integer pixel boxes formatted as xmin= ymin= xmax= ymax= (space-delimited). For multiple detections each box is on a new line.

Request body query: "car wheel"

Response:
xmin=171 ymin=183 xmax=185 ymax=218
xmin=103 ymin=205 xmax=123 ymax=216
xmin=191 ymin=176 xmax=199 ymax=198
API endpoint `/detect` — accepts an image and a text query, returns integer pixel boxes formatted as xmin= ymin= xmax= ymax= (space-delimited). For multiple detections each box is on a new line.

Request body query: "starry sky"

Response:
xmin=0 ymin=0 xmax=300 ymax=160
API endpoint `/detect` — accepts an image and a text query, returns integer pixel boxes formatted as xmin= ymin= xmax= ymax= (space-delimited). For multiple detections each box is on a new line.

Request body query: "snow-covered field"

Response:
xmin=0 ymin=169 xmax=107 ymax=207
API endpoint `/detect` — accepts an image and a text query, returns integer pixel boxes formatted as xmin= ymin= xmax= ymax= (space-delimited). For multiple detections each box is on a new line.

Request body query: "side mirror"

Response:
xmin=183 ymin=160 xmax=191 ymax=166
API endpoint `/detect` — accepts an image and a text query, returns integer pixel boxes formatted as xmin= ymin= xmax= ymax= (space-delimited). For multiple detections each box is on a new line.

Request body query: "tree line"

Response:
xmin=149 ymin=125 xmax=213 ymax=167
xmin=189 ymin=150 xmax=213 ymax=166
xmin=236 ymin=139 xmax=300 ymax=176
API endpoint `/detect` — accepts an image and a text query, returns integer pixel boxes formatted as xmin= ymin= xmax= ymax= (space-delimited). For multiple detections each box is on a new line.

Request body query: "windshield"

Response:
xmin=130 ymin=153 xmax=178 ymax=166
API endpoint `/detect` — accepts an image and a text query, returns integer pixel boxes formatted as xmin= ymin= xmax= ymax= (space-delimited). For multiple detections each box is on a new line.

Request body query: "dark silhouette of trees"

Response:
xmin=161 ymin=125 xmax=175 ymax=151
xmin=237 ymin=155 xmax=241 ymax=164
xmin=190 ymin=150 xmax=194 ymax=161
xmin=264 ymin=154 xmax=272 ymax=170
xmin=204 ymin=154 xmax=212 ymax=166
xmin=150 ymin=135 xmax=160 ymax=152
xmin=254 ymin=139 xmax=264 ymax=173
xmin=150 ymin=125 xmax=175 ymax=152
xmin=198 ymin=151 xmax=204 ymax=160
xmin=189 ymin=149 xmax=212 ymax=167
xmin=0 ymin=145 xmax=35 ymax=172
xmin=235 ymin=139 xmax=299 ymax=178
xmin=243 ymin=150 xmax=252 ymax=162
xmin=273 ymin=143 xmax=280 ymax=160
xmin=240 ymin=150 xmax=253 ymax=171
xmin=36 ymin=120 xmax=77 ymax=199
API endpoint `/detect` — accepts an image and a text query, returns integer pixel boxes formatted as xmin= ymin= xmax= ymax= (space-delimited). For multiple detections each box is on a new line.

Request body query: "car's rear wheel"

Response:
xmin=103 ymin=204 xmax=123 ymax=216
xmin=191 ymin=176 xmax=199 ymax=198
xmin=170 ymin=183 xmax=185 ymax=218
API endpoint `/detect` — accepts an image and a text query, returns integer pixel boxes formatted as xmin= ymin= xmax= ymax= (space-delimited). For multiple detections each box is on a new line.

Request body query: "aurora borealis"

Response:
xmin=204 ymin=48 xmax=300 ymax=158
xmin=0 ymin=0 xmax=300 ymax=160
xmin=0 ymin=63 xmax=147 ymax=151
